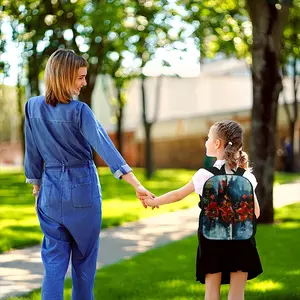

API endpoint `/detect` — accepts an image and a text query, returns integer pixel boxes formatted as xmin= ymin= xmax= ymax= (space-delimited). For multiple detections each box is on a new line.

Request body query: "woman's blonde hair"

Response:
xmin=45 ymin=49 xmax=88 ymax=106
xmin=212 ymin=120 xmax=250 ymax=170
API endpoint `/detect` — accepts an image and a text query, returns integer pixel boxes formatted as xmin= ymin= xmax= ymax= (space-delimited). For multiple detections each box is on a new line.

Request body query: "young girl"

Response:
xmin=144 ymin=120 xmax=263 ymax=300
xmin=24 ymin=49 xmax=153 ymax=299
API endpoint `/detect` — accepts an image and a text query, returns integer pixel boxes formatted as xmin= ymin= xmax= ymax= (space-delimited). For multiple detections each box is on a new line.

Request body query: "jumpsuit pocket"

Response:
xmin=40 ymin=184 xmax=52 ymax=207
xmin=71 ymin=182 xmax=92 ymax=208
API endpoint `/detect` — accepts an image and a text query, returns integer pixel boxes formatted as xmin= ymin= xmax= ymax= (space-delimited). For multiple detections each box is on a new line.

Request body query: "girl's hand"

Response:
xmin=135 ymin=185 xmax=155 ymax=208
xmin=135 ymin=185 xmax=159 ymax=209
xmin=144 ymin=196 xmax=159 ymax=208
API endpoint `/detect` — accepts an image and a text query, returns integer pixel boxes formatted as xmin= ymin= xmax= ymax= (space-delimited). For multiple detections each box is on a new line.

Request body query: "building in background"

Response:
xmin=92 ymin=58 xmax=299 ymax=170
xmin=1 ymin=58 xmax=298 ymax=170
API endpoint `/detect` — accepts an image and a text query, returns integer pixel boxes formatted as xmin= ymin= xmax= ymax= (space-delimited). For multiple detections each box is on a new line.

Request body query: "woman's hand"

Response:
xmin=35 ymin=196 xmax=38 ymax=211
xmin=32 ymin=185 xmax=40 ymax=212
xmin=120 ymin=172 xmax=158 ymax=209
xmin=135 ymin=185 xmax=158 ymax=209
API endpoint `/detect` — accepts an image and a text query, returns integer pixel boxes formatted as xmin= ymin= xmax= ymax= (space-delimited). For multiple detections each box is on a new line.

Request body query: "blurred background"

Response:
xmin=0 ymin=0 xmax=299 ymax=221
xmin=0 ymin=2 xmax=300 ymax=299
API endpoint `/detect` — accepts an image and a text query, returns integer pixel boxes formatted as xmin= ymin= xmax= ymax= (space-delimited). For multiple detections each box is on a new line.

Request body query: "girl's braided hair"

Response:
xmin=212 ymin=120 xmax=249 ymax=170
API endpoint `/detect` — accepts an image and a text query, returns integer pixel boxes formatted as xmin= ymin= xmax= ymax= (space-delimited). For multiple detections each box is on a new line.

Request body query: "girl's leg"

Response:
xmin=205 ymin=272 xmax=222 ymax=300
xmin=228 ymin=271 xmax=248 ymax=300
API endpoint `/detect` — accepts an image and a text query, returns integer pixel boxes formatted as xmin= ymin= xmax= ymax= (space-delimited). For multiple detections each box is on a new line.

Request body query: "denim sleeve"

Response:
xmin=79 ymin=103 xmax=132 ymax=179
xmin=24 ymin=101 xmax=44 ymax=185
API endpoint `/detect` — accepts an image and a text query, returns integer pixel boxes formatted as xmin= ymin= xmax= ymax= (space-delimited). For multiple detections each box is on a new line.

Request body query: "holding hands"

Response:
xmin=143 ymin=195 xmax=159 ymax=208
xmin=135 ymin=185 xmax=159 ymax=209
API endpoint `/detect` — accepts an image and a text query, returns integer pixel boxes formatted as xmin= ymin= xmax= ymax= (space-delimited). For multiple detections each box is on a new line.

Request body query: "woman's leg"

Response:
xmin=228 ymin=271 xmax=248 ymax=300
xmin=205 ymin=272 xmax=222 ymax=300
xmin=71 ymin=237 xmax=99 ymax=300
xmin=66 ymin=208 xmax=101 ymax=300
xmin=38 ymin=208 xmax=71 ymax=300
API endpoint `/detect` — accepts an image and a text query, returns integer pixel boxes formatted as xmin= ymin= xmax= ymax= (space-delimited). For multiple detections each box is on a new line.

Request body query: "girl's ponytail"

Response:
xmin=224 ymin=147 xmax=250 ymax=171
xmin=224 ymin=143 xmax=239 ymax=170
xmin=213 ymin=120 xmax=252 ymax=171
xmin=238 ymin=150 xmax=249 ymax=170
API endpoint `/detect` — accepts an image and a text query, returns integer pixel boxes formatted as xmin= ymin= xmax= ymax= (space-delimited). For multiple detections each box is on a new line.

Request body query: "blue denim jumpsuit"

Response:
xmin=24 ymin=96 xmax=132 ymax=300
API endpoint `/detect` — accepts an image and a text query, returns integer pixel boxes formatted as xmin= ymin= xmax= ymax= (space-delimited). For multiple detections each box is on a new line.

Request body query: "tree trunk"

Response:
xmin=78 ymin=72 xmax=97 ymax=107
xmin=282 ymin=59 xmax=299 ymax=173
xmin=248 ymin=1 xmax=290 ymax=223
xmin=144 ymin=122 xmax=153 ymax=179
xmin=141 ymin=75 xmax=154 ymax=179
xmin=116 ymin=86 xmax=123 ymax=155
xmin=27 ymin=52 xmax=40 ymax=96
xmin=291 ymin=57 xmax=299 ymax=171
xmin=17 ymin=83 xmax=25 ymax=165
xmin=79 ymin=42 xmax=105 ymax=107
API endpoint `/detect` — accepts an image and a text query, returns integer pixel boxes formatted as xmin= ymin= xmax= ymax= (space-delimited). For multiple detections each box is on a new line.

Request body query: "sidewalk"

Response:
xmin=1 ymin=182 xmax=300 ymax=299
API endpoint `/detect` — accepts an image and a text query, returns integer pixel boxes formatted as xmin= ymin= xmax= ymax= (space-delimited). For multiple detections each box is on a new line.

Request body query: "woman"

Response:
xmin=24 ymin=48 xmax=153 ymax=299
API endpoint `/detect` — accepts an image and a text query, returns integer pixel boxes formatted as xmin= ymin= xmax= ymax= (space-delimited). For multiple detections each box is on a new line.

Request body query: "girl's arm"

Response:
xmin=254 ymin=192 xmax=260 ymax=219
xmin=145 ymin=181 xmax=195 ymax=207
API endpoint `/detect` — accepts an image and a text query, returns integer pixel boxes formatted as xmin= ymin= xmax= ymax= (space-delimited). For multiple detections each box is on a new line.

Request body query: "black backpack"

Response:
xmin=199 ymin=165 xmax=255 ymax=240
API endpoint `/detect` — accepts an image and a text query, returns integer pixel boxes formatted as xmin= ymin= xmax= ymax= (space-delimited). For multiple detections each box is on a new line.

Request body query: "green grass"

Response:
xmin=1 ymin=168 xmax=300 ymax=254
xmin=8 ymin=203 xmax=300 ymax=300
xmin=274 ymin=171 xmax=300 ymax=185
xmin=0 ymin=168 xmax=197 ymax=253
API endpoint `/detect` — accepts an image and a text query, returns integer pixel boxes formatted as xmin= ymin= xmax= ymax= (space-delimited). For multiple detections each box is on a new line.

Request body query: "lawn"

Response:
xmin=0 ymin=167 xmax=197 ymax=253
xmin=8 ymin=203 xmax=300 ymax=300
xmin=0 ymin=168 xmax=299 ymax=253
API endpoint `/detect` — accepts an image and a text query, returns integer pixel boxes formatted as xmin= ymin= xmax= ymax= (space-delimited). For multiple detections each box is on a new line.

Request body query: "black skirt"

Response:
xmin=196 ymin=233 xmax=263 ymax=284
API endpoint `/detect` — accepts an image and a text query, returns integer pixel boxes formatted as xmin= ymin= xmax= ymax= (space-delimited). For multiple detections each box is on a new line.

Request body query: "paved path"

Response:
xmin=1 ymin=182 xmax=299 ymax=299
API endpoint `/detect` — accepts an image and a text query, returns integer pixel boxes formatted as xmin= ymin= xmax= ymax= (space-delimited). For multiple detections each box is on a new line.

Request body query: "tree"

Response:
xmin=281 ymin=0 xmax=300 ymax=171
xmin=3 ymin=0 xmax=86 ymax=96
xmin=77 ymin=0 xmax=132 ymax=106
xmin=129 ymin=0 xmax=176 ymax=178
xmin=180 ymin=0 xmax=292 ymax=223
xmin=0 ymin=11 xmax=10 ymax=84
xmin=100 ymin=19 xmax=140 ymax=154
xmin=182 ymin=1 xmax=251 ymax=62
xmin=100 ymin=65 xmax=134 ymax=155
xmin=3 ymin=0 xmax=135 ymax=108
xmin=247 ymin=0 xmax=291 ymax=223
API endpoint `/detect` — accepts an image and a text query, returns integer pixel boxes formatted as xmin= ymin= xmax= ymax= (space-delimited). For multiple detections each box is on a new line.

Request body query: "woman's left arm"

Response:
xmin=79 ymin=103 xmax=132 ymax=180
xmin=121 ymin=172 xmax=155 ymax=208
xmin=24 ymin=101 xmax=44 ymax=196
xmin=79 ymin=104 xmax=154 ymax=207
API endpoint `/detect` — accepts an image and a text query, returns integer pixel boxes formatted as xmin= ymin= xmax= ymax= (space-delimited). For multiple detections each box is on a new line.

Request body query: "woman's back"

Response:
xmin=25 ymin=96 xmax=92 ymax=166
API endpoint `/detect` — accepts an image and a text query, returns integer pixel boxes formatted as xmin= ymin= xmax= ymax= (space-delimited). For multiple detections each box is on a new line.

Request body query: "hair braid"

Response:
xmin=212 ymin=120 xmax=249 ymax=170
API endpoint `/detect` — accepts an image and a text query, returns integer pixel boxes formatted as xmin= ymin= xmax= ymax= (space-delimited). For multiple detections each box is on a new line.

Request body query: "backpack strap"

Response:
xmin=233 ymin=167 xmax=246 ymax=176
xmin=204 ymin=167 xmax=222 ymax=175
xmin=206 ymin=164 xmax=246 ymax=176
xmin=220 ymin=164 xmax=226 ymax=174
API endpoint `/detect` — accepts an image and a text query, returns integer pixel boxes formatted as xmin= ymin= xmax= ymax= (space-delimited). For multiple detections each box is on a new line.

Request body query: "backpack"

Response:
xmin=199 ymin=165 xmax=255 ymax=240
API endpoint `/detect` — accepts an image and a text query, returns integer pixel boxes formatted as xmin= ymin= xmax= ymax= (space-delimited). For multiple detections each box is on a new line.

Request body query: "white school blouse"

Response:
xmin=192 ymin=160 xmax=258 ymax=196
